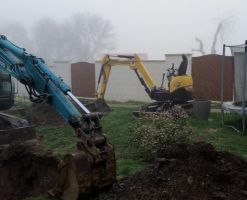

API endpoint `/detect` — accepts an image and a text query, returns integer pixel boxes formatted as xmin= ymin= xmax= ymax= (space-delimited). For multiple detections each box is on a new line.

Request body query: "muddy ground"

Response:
xmin=0 ymin=103 xmax=63 ymax=200
xmin=0 ymin=144 xmax=59 ymax=200
xmin=1 ymin=104 xmax=247 ymax=200
xmin=100 ymin=142 xmax=247 ymax=200
xmin=13 ymin=100 xmax=106 ymax=126
xmin=1 ymin=142 xmax=247 ymax=200
xmin=22 ymin=103 xmax=66 ymax=126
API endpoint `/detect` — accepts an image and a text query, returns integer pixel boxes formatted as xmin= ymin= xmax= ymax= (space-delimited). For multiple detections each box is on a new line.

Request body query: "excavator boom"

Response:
xmin=96 ymin=54 xmax=193 ymax=113
xmin=0 ymin=35 xmax=116 ymax=199
xmin=97 ymin=54 xmax=156 ymax=100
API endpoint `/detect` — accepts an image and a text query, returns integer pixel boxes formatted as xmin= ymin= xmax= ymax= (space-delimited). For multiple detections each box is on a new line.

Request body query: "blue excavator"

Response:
xmin=0 ymin=35 xmax=116 ymax=199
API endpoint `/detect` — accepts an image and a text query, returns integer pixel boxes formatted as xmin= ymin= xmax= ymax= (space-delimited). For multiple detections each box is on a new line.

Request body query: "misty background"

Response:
xmin=0 ymin=0 xmax=246 ymax=64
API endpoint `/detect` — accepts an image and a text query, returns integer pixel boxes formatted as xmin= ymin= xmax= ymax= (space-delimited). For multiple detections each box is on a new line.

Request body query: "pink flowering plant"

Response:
xmin=130 ymin=106 xmax=192 ymax=160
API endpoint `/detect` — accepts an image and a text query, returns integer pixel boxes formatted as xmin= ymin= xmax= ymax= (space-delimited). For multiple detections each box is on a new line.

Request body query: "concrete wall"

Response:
xmin=49 ymin=61 xmax=71 ymax=87
xmin=95 ymin=54 xmax=192 ymax=102
xmin=14 ymin=54 xmax=192 ymax=103
xmin=15 ymin=61 xmax=72 ymax=98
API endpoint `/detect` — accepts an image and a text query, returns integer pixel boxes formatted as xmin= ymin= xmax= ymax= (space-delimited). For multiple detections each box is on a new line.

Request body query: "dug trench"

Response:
xmin=1 ymin=104 xmax=247 ymax=200
xmin=0 ymin=144 xmax=59 ymax=200
xmin=97 ymin=142 xmax=247 ymax=200
xmin=1 ymin=141 xmax=247 ymax=199
xmin=0 ymin=104 xmax=62 ymax=200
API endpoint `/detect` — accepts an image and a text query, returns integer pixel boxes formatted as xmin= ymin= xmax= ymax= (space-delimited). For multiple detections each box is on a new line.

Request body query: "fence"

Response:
xmin=192 ymin=54 xmax=233 ymax=101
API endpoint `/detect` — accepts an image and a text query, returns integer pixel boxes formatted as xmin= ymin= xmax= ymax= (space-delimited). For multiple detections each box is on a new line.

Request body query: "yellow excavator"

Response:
xmin=95 ymin=54 xmax=193 ymax=114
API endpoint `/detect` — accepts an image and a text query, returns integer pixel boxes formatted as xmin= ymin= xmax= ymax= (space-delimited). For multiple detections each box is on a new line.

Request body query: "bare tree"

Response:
xmin=66 ymin=13 xmax=115 ymax=62
xmin=32 ymin=17 xmax=67 ymax=64
xmin=192 ymin=37 xmax=205 ymax=55
xmin=192 ymin=18 xmax=233 ymax=55
xmin=0 ymin=21 xmax=32 ymax=51
xmin=210 ymin=22 xmax=222 ymax=54
xmin=31 ymin=13 xmax=115 ymax=64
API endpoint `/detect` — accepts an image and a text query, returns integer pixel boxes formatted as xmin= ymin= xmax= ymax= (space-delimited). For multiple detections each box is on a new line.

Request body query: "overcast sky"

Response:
xmin=0 ymin=0 xmax=246 ymax=59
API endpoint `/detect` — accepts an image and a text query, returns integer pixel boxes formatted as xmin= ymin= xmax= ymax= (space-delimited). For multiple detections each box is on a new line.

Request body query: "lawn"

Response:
xmin=26 ymin=104 xmax=247 ymax=200
xmin=37 ymin=105 xmax=247 ymax=173
xmin=189 ymin=112 xmax=247 ymax=158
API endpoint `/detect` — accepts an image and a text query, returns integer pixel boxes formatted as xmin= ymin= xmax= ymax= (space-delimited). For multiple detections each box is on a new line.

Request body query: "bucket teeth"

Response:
xmin=49 ymin=133 xmax=116 ymax=199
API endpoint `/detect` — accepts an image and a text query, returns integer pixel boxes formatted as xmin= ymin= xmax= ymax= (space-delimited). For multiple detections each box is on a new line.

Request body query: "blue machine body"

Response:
xmin=0 ymin=36 xmax=118 ymax=199
xmin=0 ymin=35 xmax=83 ymax=127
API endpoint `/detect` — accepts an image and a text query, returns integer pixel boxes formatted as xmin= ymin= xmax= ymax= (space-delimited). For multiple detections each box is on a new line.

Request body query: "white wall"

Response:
xmin=95 ymin=54 xmax=192 ymax=102
xmin=14 ymin=54 xmax=192 ymax=103
xmin=49 ymin=61 xmax=71 ymax=87
xmin=15 ymin=61 xmax=72 ymax=98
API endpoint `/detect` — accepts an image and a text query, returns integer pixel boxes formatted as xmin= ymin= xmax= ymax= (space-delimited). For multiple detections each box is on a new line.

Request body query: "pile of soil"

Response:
xmin=102 ymin=142 xmax=247 ymax=200
xmin=0 ymin=144 xmax=59 ymax=200
xmin=22 ymin=103 xmax=66 ymax=126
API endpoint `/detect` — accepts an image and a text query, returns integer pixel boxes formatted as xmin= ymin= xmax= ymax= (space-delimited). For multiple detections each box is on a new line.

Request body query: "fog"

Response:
xmin=0 ymin=0 xmax=246 ymax=60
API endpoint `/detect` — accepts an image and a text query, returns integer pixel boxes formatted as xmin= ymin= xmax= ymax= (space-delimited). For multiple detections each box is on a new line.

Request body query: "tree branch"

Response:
xmin=211 ymin=22 xmax=222 ymax=54
xmin=192 ymin=37 xmax=205 ymax=55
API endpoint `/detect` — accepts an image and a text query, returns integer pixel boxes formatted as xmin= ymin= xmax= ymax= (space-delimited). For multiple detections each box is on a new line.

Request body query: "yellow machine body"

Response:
xmin=169 ymin=75 xmax=193 ymax=93
xmin=95 ymin=54 xmax=193 ymax=113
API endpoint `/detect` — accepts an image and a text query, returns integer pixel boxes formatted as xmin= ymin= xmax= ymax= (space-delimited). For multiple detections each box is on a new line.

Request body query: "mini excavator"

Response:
xmin=95 ymin=54 xmax=193 ymax=114
xmin=0 ymin=35 xmax=116 ymax=200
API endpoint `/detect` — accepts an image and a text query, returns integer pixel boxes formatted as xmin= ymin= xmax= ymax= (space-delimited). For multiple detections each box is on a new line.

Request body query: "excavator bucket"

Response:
xmin=0 ymin=113 xmax=115 ymax=200
xmin=50 ymin=145 xmax=116 ymax=200
xmin=85 ymin=99 xmax=111 ymax=113
xmin=49 ymin=118 xmax=116 ymax=200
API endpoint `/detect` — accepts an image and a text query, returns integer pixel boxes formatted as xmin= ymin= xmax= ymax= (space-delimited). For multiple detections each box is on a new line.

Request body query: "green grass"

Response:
xmin=36 ymin=107 xmax=247 ymax=176
xmin=25 ymin=107 xmax=144 ymax=200
xmin=28 ymin=105 xmax=247 ymax=200
xmin=101 ymin=106 xmax=146 ymax=177
xmin=189 ymin=112 xmax=247 ymax=158
xmin=107 ymin=100 xmax=145 ymax=106
xmin=37 ymin=106 xmax=146 ymax=178
xmin=37 ymin=125 xmax=76 ymax=158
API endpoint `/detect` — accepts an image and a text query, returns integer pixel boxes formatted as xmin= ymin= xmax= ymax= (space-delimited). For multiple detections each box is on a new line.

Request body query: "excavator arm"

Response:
xmin=96 ymin=54 xmax=193 ymax=114
xmin=0 ymin=35 xmax=87 ymax=126
xmin=97 ymin=54 xmax=157 ymax=100
xmin=0 ymin=35 xmax=116 ymax=199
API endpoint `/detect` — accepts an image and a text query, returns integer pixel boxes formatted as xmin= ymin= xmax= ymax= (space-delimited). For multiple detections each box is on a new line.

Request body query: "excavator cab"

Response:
xmin=167 ymin=55 xmax=193 ymax=103
xmin=0 ymin=71 xmax=14 ymax=110
xmin=0 ymin=71 xmax=36 ymax=150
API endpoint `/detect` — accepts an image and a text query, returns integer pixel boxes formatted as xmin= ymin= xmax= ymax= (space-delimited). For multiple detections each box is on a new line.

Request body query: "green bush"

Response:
xmin=130 ymin=107 xmax=192 ymax=160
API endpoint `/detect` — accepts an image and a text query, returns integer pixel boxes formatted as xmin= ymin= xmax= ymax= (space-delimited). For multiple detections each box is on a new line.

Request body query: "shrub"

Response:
xmin=129 ymin=107 xmax=192 ymax=160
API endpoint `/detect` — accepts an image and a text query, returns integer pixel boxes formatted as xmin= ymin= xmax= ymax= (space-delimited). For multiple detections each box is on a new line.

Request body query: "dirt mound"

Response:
xmin=23 ymin=103 xmax=66 ymax=126
xmin=102 ymin=142 xmax=247 ymax=200
xmin=0 ymin=144 xmax=59 ymax=200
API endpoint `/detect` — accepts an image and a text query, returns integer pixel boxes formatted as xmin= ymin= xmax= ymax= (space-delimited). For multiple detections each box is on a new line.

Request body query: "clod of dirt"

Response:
xmin=0 ymin=143 xmax=59 ymax=200
xmin=102 ymin=142 xmax=247 ymax=200
xmin=22 ymin=103 xmax=66 ymax=126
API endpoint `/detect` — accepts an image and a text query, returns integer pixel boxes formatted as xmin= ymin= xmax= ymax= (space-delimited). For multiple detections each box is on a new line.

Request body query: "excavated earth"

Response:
xmin=1 ymin=140 xmax=247 ymax=200
xmin=100 ymin=142 xmax=247 ymax=200
xmin=22 ymin=103 xmax=66 ymax=126
xmin=2 ymin=104 xmax=247 ymax=200
xmin=0 ymin=144 xmax=59 ymax=200
xmin=0 ymin=103 xmax=62 ymax=200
